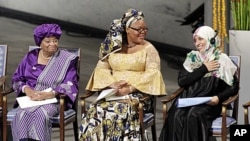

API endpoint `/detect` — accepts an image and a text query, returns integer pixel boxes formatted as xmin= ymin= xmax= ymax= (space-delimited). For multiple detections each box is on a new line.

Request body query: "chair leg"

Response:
xmin=2 ymin=122 xmax=7 ymax=141
xmin=73 ymin=120 xmax=78 ymax=141
xmin=151 ymin=124 xmax=157 ymax=141
xmin=60 ymin=123 xmax=65 ymax=141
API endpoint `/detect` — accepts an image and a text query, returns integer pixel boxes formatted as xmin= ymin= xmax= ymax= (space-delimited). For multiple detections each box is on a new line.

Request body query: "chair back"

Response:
xmin=229 ymin=55 xmax=241 ymax=121
xmin=0 ymin=45 xmax=7 ymax=77
xmin=0 ymin=45 xmax=7 ymax=106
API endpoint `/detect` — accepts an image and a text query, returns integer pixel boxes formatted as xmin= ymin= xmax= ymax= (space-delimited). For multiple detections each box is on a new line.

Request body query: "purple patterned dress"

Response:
xmin=11 ymin=48 xmax=79 ymax=141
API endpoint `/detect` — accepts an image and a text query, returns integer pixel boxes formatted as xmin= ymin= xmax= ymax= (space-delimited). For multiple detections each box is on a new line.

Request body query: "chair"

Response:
xmin=80 ymin=92 xmax=160 ymax=141
xmin=161 ymin=55 xmax=241 ymax=141
xmin=2 ymin=46 xmax=81 ymax=141
xmin=243 ymin=102 xmax=250 ymax=125
xmin=0 ymin=44 xmax=7 ymax=140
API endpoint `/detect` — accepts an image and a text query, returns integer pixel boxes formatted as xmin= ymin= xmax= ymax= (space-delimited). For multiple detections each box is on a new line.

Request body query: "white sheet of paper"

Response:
xmin=105 ymin=95 xmax=130 ymax=101
xmin=16 ymin=87 xmax=58 ymax=108
xmin=177 ymin=97 xmax=212 ymax=108
xmin=94 ymin=88 xmax=117 ymax=103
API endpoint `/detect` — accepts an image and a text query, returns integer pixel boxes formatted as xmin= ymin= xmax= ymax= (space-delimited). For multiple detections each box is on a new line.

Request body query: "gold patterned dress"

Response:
xmin=79 ymin=42 xmax=166 ymax=141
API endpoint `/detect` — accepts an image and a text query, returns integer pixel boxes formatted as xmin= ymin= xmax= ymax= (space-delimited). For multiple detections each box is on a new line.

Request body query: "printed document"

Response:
xmin=16 ymin=87 xmax=58 ymax=108
xmin=177 ymin=97 xmax=212 ymax=108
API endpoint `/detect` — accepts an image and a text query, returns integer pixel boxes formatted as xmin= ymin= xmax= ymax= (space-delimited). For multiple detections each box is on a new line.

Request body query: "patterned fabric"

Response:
xmin=79 ymin=93 xmax=141 ymax=141
xmin=183 ymin=26 xmax=237 ymax=86
xmin=11 ymin=104 xmax=58 ymax=141
xmin=11 ymin=49 xmax=79 ymax=141
xmin=99 ymin=8 xmax=144 ymax=60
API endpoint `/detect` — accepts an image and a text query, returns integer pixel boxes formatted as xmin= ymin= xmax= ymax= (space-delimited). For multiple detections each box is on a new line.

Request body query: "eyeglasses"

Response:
xmin=129 ymin=27 xmax=148 ymax=33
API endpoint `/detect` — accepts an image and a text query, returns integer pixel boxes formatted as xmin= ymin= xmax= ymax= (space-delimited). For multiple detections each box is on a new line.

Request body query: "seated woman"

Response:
xmin=11 ymin=23 xmax=79 ymax=141
xmin=159 ymin=25 xmax=239 ymax=141
xmin=78 ymin=8 xmax=166 ymax=141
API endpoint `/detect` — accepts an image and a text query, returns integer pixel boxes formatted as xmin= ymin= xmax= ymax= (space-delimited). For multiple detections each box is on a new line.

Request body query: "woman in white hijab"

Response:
xmin=159 ymin=25 xmax=239 ymax=141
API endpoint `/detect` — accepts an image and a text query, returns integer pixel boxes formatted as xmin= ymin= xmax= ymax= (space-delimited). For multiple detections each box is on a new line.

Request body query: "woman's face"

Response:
xmin=194 ymin=35 xmax=207 ymax=53
xmin=126 ymin=20 xmax=148 ymax=45
xmin=40 ymin=36 xmax=59 ymax=53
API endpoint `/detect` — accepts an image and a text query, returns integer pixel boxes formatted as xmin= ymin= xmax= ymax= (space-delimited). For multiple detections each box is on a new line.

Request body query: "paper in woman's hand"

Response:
xmin=177 ymin=97 xmax=212 ymax=108
xmin=94 ymin=88 xmax=117 ymax=103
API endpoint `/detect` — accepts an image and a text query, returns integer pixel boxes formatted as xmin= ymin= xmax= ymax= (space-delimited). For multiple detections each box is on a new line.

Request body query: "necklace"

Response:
xmin=126 ymin=44 xmax=136 ymax=48
xmin=41 ymin=50 xmax=52 ymax=60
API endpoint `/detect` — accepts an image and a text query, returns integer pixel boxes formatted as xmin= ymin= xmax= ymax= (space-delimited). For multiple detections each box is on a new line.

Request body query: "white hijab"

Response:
xmin=183 ymin=26 xmax=237 ymax=86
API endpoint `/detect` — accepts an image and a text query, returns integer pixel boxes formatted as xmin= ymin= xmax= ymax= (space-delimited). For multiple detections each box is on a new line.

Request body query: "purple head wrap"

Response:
xmin=33 ymin=24 xmax=62 ymax=46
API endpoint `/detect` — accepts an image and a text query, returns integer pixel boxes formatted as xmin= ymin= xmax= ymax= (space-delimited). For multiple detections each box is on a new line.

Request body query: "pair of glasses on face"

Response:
xmin=129 ymin=27 xmax=148 ymax=33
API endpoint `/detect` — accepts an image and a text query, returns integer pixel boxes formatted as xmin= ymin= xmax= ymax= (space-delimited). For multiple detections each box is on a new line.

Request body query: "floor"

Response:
xmin=0 ymin=17 xmax=227 ymax=141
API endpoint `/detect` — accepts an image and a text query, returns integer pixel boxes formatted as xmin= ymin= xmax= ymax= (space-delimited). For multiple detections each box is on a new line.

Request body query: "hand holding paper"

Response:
xmin=16 ymin=87 xmax=58 ymax=108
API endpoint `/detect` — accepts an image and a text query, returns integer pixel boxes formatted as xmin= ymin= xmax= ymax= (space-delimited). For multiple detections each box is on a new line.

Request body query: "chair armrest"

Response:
xmin=80 ymin=91 xmax=97 ymax=115
xmin=221 ymin=94 xmax=239 ymax=106
xmin=161 ymin=88 xmax=183 ymax=121
xmin=243 ymin=101 xmax=250 ymax=108
xmin=161 ymin=88 xmax=184 ymax=104
xmin=79 ymin=91 xmax=96 ymax=100
xmin=1 ymin=87 xmax=15 ymax=96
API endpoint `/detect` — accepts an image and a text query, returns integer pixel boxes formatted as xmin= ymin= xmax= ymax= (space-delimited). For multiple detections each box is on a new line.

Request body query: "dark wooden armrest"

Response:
xmin=1 ymin=87 xmax=15 ymax=96
xmin=221 ymin=94 xmax=239 ymax=106
xmin=243 ymin=101 xmax=250 ymax=108
xmin=161 ymin=88 xmax=184 ymax=104
xmin=138 ymin=94 xmax=151 ymax=102
xmin=79 ymin=91 xmax=96 ymax=100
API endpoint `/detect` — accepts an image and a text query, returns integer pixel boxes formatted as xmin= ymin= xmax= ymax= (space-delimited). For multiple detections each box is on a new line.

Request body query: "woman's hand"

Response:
xmin=203 ymin=58 xmax=220 ymax=72
xmin=109 ymin=80 xmax=127 ymax=89
xmin=116 ymin=86 xmax=130 ymax=96
xmin=207 ymin=96 xmax=219 ymax=106
xmin=24 ymin=87 xmax=37 ymax=98
xmin=31 ymin=91 xmax=55 ymax=101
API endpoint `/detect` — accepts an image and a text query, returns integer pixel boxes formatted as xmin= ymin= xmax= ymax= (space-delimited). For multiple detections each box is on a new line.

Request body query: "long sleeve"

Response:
xmin=12 ymin=53 xmax=36 ymax=96
xmin=126 ymin=44 xmax=166 ymax=95
xmin=85 ymin=59 xmax=117 ymax=91
xmin=178 ymin=64 xmax=208 ymax=88
xmin=217 ymin=75 xmax=239 ymax=102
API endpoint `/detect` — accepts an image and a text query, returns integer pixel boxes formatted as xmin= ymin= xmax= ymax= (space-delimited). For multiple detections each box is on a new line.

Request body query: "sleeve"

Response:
xmin=85 ymin=59 xmax=117 ymax=91
xmin=54 ymin=57 xmax=79 ymax=104
xmin=127 ymin=45 xmax=166 ymax=95
xmin=178 ymin=64 xmax=208 ymax=88
xmin=217 ymin=75 xmax=239 ymax=102
xmin=12 ymin=54 xmax=29 ymax=96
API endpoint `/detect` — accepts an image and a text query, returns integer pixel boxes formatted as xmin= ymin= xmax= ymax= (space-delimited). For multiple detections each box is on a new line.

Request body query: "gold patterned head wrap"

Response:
xmin=98 ymin=8 xmax=144 ymax=60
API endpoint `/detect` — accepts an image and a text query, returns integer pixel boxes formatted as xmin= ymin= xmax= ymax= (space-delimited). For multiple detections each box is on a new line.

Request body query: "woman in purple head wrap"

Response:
xmin=11 ymin=23 xmax=79 ymax=141
xmin=79 ymin=8 xmax=166 ymax=141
